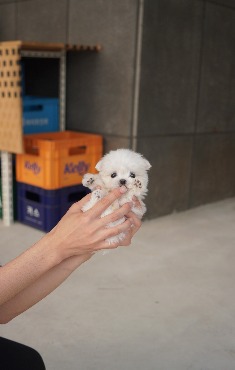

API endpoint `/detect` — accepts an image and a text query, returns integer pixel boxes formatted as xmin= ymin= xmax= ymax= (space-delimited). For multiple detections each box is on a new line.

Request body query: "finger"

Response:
xmin=87 ymin=186 xmax=127 ymax=219
xmin=94 ymin=240 xmax=120 ymax=251
xmin=119 ymin=230 xmax=132 ymax=246
xmin=132 ymin=196 xmax=141 ymax=208
xmin=126 ymin=212 xmax=142 ymax=235
xmin=103 ymin=218 xmax=132 ymax=240
xmin=91 ymin=219 xmax=132 ymax=251
xmin=118 ymin=215 xmax=141 ymax=246
xmin=69 ymin=193 xmax=92 ymax=212
xmin=126 ymin=211 xmax=142 ymax=227
xmin=99 ymin=202 xmax=132 ymax=226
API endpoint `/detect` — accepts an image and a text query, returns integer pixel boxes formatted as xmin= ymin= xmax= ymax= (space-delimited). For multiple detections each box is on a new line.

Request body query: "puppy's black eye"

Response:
xmin=111 ymin=172 xmax=117 ymax=178
xmin=130 ymin=172 xmax=136 ymax=178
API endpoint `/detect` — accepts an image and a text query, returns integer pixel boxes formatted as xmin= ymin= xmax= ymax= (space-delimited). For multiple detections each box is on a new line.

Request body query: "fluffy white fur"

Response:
xmin=82 ymin=149 xmax=151 ymax=244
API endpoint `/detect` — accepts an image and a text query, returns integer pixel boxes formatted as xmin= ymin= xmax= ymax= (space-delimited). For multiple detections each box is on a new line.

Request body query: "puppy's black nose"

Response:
xmin=119 ymin=179 xmax=127 ymax=186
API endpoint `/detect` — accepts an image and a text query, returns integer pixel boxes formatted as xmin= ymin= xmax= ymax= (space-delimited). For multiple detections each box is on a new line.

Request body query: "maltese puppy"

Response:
xmin=82 ymin=148 xmax=151 ymax=244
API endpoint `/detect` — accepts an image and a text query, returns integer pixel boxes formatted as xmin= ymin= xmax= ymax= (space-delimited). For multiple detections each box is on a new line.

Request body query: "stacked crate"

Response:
xmin=21 ymin=59 xmax=60 ymax=134
xmin=23 ymin=96 xmax=59 ymax=134
xmin=16 ymin=131 xmax=103 ymax=232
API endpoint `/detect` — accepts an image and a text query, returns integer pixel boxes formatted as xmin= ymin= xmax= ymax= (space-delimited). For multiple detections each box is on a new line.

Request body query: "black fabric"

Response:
xmin=0 ymin=337 xmax=46 ymax=370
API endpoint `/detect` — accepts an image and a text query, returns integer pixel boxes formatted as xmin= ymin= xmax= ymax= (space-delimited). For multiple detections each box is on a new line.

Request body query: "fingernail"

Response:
xmin=120 ymin=186 xmax=127 ymax=193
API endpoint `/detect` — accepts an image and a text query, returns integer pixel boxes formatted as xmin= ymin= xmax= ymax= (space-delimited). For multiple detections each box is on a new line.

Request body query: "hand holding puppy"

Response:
xmin=49 ymin=186 xmax=141 ymax=258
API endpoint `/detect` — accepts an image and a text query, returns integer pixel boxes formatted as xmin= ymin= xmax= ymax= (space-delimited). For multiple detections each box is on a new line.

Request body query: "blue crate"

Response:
xmin=17 ymin=182 xmax=90 ymax=232
xmin=23 ymin=96 xmax=59 ymax=134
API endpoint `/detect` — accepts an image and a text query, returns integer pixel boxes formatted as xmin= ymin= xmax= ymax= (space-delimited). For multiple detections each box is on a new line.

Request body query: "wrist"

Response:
xmin=36 ymin=231 xmax=65 ymax=268
xmin=62 ymin=253 xmax=93 ymax=271
xmin=45 ymin=226 xmax=88 ymax=262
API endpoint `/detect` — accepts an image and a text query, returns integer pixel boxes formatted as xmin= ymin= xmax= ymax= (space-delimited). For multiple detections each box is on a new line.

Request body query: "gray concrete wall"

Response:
xmin=0 ymin=0 xmax=235 ymax=219
xmin=138 ymin=0 xmax=235 ymax=218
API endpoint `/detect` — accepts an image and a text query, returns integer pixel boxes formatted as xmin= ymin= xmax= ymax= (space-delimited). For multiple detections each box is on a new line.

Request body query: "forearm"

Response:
xmin=0 ymin=232 xmax=63 ymax=308
xmin=0 ymin=187 xmax=135 ymax=323
xmin=0 ymin=253 xmax=91 ymax=323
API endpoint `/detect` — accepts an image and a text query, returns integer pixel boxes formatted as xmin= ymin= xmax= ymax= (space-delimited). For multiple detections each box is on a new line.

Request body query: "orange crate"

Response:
xmin=16 ymin=131 xmax=103 ymax=190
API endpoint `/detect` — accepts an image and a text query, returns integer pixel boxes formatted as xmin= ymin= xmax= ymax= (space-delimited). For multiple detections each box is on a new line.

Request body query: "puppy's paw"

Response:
xmin=134 ymin=179 xmax=142 ymax=190
xmin=93 ymin=188 xmax=104 ymax=200
xmin=82 ymin=188 xmax=105 ymax=212
xmin=82 ymin=173 xmax=96 ymax=189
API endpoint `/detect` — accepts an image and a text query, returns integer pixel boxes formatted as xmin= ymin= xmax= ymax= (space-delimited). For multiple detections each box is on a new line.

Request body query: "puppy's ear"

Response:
xmin=95 ymin=159 xmax=103 ymax=172
xmin=143 ymin=158 xmax=151 ymax=171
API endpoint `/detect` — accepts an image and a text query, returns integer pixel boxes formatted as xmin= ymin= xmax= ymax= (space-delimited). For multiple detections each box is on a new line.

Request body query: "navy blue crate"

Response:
xmin=23 ymin=96 xmax=59 ymax=134
xmin=17 ymin=182 xmax=90 ymax=232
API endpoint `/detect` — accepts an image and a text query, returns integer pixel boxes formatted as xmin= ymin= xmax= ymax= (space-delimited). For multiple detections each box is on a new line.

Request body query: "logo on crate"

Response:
xmin=26 ymin=206 xmax=40 ymax=218
xmin=64 ymin=161 xmax=90 ymax=176
xmin=24 ymin=161 xmax=41 ymax=175
xmin=24 ymin=118 xmax=49 ymax=127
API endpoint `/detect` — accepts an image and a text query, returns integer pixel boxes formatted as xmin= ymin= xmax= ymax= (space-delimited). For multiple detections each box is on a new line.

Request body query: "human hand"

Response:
xmin=48 ymin=186 xmax=134 ymax=260
xmin=132 ymin=196 xmax=142 ymax=210
xmin=118 ymin=210 xmax=142 ymax=246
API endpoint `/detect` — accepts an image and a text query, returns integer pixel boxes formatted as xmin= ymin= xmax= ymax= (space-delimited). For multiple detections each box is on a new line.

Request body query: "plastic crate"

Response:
xmin=17 ymin=181 xmax=90 ymax=232
xmin=23 ymin=96 xmax=59 ymax=134
xmin=16 ymin=131 xmax=103 ymax=190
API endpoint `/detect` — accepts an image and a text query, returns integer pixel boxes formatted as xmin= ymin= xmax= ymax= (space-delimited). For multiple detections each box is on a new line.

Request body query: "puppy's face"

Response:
xmin=96 ymin=149 xmax=151 ymax=196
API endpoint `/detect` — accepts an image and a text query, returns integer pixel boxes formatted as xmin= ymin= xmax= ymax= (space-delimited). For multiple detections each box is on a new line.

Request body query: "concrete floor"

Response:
xmin=1 ymin=198 xmax=235 ymax=370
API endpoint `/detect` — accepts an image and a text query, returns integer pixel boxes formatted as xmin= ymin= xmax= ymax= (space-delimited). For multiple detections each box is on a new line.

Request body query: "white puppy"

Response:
xmin=82 ymin=149 xmax=151 ymax=244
